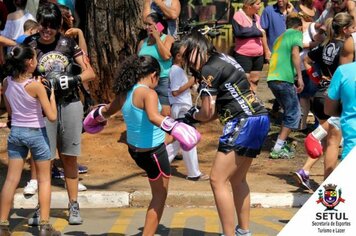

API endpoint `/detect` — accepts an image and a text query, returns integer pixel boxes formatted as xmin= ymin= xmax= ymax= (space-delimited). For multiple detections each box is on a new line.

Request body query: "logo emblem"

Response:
xmin=317 ymin=184 xmax=345 ymax=210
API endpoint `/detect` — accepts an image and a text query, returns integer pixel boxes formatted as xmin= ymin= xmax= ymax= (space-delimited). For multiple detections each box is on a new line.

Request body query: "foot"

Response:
xmin=186 ymin=173 xmax=210 ymax=181
xmin=269 ymin=144 xmax=295 ymax=159
xmin=23 ymin=179 xmax=38 ymax=195
xmin=0 ymin=222 xmax=11 ymax=236
xmin=64 ymin=182 xmax=87 ymax=191
xmin=78 ymin=164 xmax=88 ymax=174
xmin=293 ymin=169 xmax=312 ymax=190
xmin=68 ymin=201 xmax=83 ymax=225
xmin=28 ymin=205 xmax=41 ymax=226
xmin=40 ymin=222 xmax=61 ymax=236
xmin=51 ymin=166 xmax=64 ymax=179
xmin=235 ymin=225 xmax=252 ymax=236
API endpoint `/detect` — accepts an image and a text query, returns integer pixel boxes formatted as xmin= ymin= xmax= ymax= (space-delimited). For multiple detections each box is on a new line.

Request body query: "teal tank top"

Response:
xmin=138 ymin=35 xmax=172 ymax=78
xmin=122 ymin=84 xmax=165 ymax=148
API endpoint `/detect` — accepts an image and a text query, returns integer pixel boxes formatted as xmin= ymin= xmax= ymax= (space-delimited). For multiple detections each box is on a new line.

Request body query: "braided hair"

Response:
xmin=113 ymin=55 xmax=161 ymax=94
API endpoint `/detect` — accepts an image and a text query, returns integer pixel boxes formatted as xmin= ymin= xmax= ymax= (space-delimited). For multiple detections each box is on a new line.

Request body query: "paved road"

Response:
xmin=8 ymin=207 xmax=298 ymax=235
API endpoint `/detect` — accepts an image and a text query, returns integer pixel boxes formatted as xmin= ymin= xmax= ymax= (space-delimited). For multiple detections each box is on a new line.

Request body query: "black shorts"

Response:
xmin=311 ymin=89 xmax=330 ymax=121
xmin=128 ymin=143 xmax=171 ymax=180
xmin=233 ymin=52 xmax=264 ymax=73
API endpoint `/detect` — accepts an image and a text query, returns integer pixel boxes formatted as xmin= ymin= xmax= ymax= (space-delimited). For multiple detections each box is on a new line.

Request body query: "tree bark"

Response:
xmin=85 ymin=0 xmax=142 ymax=102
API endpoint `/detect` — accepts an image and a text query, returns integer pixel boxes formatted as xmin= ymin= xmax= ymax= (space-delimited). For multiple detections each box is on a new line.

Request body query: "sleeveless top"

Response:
xmin=122 ymin=84 xmax=165 ymax=148
xmin=138 ymin=34 xmax=172 ymax=78
xmin=5 ymin=77 xmax=45 ymax=128
xmin=150 ymin=0 xmax=177 ymax=38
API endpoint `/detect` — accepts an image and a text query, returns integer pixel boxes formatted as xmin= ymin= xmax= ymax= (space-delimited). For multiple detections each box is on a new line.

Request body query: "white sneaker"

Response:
xmin=78 ymin=182 xmax=87 ymax=191
xmin=65 ymin=182 xmax=87 ymax=192
xmin=23 ymin=179 xmax=38 ymax=195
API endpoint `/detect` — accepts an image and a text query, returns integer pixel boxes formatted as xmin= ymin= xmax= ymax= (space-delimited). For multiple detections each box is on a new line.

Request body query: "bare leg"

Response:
xmin=210 ymin=151 xmax=252 ymax=236
xmin=231 ymin=157 xmax=253 ymax=231
xmin=142 ymin=176 xmax=169 ymax=236
xmin=35 ymin=160 xmax=52 ymax=221
xmin=60 ymin=154 xmax=78 ymax=202
xmin=0 ymin=159 xmax=24 ymax=221
xmin=248 ymin=71 xmax=260 ymax=92
xmin=324 ymin=125 xmax=342 ymax=179
xmin=299 ymin=97 xmax=310 ymax=130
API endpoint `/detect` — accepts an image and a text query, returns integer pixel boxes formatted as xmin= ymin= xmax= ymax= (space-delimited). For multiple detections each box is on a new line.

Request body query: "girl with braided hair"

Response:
xmin=0 ymin=44 xmax=59 ymax=235
xmin=83 ymin=54 xmax=200 ymax=235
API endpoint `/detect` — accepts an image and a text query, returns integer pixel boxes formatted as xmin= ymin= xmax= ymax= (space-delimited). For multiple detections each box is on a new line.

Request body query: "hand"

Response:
xmin=83 ymin=104 xmax=108 ymax=134
xmin=64 ymin=28 xmax=82 ymax=38
xmin=295 ymin=77 xmax=304 ymax=93
xmin=58 ymin=75 xmax=81 ymax=91
xmin=160 ymin=117 xmax=201 ymax=151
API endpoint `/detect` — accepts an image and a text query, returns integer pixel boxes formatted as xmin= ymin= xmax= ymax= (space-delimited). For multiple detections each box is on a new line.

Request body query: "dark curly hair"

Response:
xmin=113 ymin=55 xmax=161 ymax=94
xmin=4 ymin=44 xmax=35 ymax=79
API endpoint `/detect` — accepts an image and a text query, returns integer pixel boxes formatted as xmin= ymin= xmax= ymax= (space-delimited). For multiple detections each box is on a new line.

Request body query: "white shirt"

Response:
xmin=168 ymin=64 xmax=192 ymax=106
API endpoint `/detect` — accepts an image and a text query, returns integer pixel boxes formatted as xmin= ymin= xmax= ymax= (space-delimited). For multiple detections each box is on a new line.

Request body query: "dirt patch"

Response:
xmin=0 ymin=79 xmax=326 ymax=196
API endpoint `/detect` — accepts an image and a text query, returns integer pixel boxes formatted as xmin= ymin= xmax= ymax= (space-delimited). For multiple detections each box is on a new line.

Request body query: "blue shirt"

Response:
xmin=122 ymin=84 xmax=165 ymax=149
xmin=328 ymin=63 xmax=356 ymax=159
xmin=16 ymin=34 xmax=27 ymax=44
xmin=260 ymin=4 xmax=287 ymax=51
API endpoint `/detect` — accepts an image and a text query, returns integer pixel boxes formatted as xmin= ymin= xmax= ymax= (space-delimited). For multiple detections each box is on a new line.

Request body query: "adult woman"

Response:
xmin=232 ymin=0 xmax=269 ymax=92
xmin=182 ymin=32 xmax=270 ymax=236
xmin=1 ymin=0 xmax=35 ymax=40
xmin=295 ymin=12 xmax=355 ymax=189
xmin=138 ymin=12 xmax=174 ymax=116
xmin=25 ymin=2 xmax=96 ymax=225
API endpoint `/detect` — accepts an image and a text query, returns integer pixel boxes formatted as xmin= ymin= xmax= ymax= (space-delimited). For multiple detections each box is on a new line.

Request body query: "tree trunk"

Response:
xmin=84 ymin=0 xmax=142 ymax=102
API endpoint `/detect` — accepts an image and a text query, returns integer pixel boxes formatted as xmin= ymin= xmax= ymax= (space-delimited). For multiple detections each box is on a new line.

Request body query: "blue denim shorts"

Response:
xmin=7 ymin=126 xmax=51 ymax=161
xmin=268 ymin=81 xmax=301 ymax=129
xmin=155 ymin=77 xmax=170 ymax=105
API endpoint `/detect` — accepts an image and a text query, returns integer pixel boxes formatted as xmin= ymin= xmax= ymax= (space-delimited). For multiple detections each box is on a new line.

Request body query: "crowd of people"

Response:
xmin=0 ymin=0 xmax=355 ymax=236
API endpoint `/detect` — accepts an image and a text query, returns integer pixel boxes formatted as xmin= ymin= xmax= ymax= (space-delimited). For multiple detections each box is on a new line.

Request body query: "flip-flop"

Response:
xmin=0 ymin=122 xmax=7 ymax=128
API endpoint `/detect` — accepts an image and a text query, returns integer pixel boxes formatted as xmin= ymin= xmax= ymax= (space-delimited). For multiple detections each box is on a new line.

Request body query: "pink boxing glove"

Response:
xmin=83 ymin=105 xmax=108 ymax=134
xmin=304 ymin=133 xmax=323 ymax=159
xmin=161 ymin=117 xmax=201 ymax=151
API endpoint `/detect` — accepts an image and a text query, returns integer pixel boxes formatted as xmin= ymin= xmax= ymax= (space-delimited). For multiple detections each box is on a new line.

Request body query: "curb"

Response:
xmin=13 ymin=190 xmax=311 ymax=209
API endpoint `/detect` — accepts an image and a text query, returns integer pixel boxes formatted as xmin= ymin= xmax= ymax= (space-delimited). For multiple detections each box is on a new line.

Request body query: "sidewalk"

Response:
xmin=1 ymin=78 xmax=324 ymax=209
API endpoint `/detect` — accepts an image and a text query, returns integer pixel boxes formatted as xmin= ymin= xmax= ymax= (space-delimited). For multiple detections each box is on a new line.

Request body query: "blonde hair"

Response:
xmin=243 ymin=0 xmax=259 ymax=6
xmin=323 ymin=12 xmax=354 ymax=46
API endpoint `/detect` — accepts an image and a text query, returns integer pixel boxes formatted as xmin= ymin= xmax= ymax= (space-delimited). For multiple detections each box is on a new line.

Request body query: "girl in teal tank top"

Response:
xmin=94 ymin=55 xmax=175 ymax=235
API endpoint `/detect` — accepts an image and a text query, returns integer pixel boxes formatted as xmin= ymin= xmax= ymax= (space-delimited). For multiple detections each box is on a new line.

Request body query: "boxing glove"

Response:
xmin=160 ymin=117 xmax=201 ymax=151
xmin=176 ymin=106 xmax=200 ymax=127
xmin=304 ymin=133 xmax=323 ymax=159
xmin=40 ymin=77 xmax=52 ymax=100
xmin=306 ymin=67 xmax=321 ymax=85
xmin=83 ymin=105 xmax=108 ymax=134
xmin=58 ymin=74 xmax=81 ymax=90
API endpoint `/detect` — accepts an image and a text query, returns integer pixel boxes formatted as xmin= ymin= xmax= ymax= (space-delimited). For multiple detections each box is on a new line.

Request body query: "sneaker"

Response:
xmin=64 ymin=182 xmax=87 ymax=192
xmin=78 ymin=164 xmax=88 ymax=174
xmin=23 ymin=179 xmax=38 ymax=195
xmin=186 ymin=173 xmax=210 ymax=181
xmin=235 ymin=225 xmax=252 ymax=236
xmin=293 ymin=169 xmax=312 ymax=190
xmin=269 ymin=144 xmax=295 ymax=159
xmin=68 ymin=201 xmax=83 ymax=225
xmin=40 ymin=222 xmax=61 ymax=236
xmin=52 ymin=166 xmax=64 ymax=179
xmin=28 ymin=205 xmax=40 ymax=226
xmin=0 ymin=222 xmax=11 ymax=236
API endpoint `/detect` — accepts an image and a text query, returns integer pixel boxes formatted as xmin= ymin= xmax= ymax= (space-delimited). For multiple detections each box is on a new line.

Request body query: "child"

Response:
xmin=0 ymin=45 xmax=60 ymax=235
xmin=83 ymin=55 xmax=200 ymax=235
xmin=167 ymin=41 xmax=209 ymax=181
xmin=16 ymin=19 xmax=39 ymax=44
xmin=267 ymin=13 xmax=304 ymax=159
